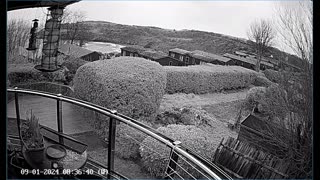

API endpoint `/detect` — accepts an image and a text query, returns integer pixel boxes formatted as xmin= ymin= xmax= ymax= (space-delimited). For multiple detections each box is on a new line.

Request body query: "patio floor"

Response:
xmin=7 ymin=94 xmax=93 ymax=135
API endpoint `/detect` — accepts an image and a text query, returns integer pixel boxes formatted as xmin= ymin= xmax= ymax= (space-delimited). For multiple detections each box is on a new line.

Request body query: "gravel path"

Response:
xmin=160 ymin=88 xmax=249 ymax=111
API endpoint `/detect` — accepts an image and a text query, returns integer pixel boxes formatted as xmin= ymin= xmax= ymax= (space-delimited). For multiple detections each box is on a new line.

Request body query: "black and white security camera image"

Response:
xmin=7 ymin=0 xmax=312 ymax=179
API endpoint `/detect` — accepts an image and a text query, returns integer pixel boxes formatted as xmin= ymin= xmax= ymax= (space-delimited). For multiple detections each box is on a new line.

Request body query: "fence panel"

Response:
xmin=213 ymin=137 xmax=290 ymax=179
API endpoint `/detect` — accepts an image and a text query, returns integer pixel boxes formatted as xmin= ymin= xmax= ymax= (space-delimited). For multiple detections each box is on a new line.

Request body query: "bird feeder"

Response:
xmin=35 ymin=6 xmax=64 ymax=72
xmin=27 ymin=19 xmax=39 ymax=62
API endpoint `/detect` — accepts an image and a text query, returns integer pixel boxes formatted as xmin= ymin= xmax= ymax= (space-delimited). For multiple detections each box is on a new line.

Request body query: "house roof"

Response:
xmin=58 ymin=43 xmax=94 ymax=58
xmin=190 ymin=50 xmax=231 ymax=63
xmin=234 ymin=51 xmax=248 ymax=57
xmin=169 ymin=48 xmax=191 ymax=55
xmin=224 ymin=53 xmax=256 ymax=66
xmin=139 ymin=50 xmax=167 ymax=60
xmin=121 ymin=45 xmax=147 ymax=54
xmin=224 ymin=53 xmax=274 ymax=68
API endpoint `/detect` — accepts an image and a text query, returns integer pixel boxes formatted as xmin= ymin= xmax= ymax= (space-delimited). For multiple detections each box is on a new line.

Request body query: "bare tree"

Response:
xmin=61 ymin=8 xmax=86 ymax=45
xmin=247 ymin=19 xmax=275 ymax=71
xmin=275 ymin=1 xmax=312 ymax=67
xmin=7 ymin=19 xmax=30 ymax=54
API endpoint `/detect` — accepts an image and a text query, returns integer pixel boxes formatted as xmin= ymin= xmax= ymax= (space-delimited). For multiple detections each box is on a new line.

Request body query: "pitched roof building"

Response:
xmin=190 ymin=50 xmax=231 ymax=64
xmin=58 ymin=43 xmax=102 ymax=61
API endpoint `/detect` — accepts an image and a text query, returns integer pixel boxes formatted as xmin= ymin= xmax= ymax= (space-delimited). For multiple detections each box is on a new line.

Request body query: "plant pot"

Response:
xmin=21 ymin=139 xmax=45 ymax=163
xmin=24 ymin=146 xmax=45 ymax=163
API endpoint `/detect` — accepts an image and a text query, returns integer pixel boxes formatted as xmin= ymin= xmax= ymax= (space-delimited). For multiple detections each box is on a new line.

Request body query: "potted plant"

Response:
xmin=20 ymin=110 xmax=45 ymax=163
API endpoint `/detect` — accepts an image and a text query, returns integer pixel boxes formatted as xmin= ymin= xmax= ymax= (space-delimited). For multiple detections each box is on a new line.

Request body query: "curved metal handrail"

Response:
xmin=7 ymin=87 xmax=232 ymax=180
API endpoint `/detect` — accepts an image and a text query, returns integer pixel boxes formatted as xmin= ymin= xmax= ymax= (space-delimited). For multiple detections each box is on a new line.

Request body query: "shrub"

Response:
xmin=253 ymin=74 xmax=274 ymax=87
xmin=73 ymin=57 xmax=167 ymax=121
xmin=62 ymin=56 xmax=89 ymax=75
xmin=7 ymin=63 xmax=69 ymax=86
xmin=243 ymin=86 xmax=267 ymax=111
xmin=155 ymin=106 xmax=216 ymax=127
xmin=140 ymin=125 xmax=217 ymax=178
xmin=264 ymin=69 xmax=281 ymax=83
xmin=165 ymin=65 xmax=258 ymax=94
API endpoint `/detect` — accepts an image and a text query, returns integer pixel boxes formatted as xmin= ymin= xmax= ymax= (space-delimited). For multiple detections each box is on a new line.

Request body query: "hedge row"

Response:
xmin=73 ymin=57 xmax=167 ymax=122
xmin=164 ymin=65 xmax=258 ymax=94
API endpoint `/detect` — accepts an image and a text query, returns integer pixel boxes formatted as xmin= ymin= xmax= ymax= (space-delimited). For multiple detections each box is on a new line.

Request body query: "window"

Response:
xmin=169 ymin=61 xmax=173 ymax=66
xmin=170 ymin=52 xmax=175 ymax=58
xmin=179 ymin=55 xmax=183 ymax=61
xmin=185 ymin=57 xmax=189 ymax=64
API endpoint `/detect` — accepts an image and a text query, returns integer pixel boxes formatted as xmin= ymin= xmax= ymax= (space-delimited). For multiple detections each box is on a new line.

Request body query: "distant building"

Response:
xmin=120 ymin=46 xmax=185 ymax=66
xmin=121 ymin=45 xmax=146 ymax=57
xmin=168 ymin=48 xmax=191 ymax=63
xmin=58 ymin=43 xmax=102 ymax=62
xmin=223 ymin=53 xmax=274 ymax=70
xmin=189 ymin=50 xmax=231 ymax=65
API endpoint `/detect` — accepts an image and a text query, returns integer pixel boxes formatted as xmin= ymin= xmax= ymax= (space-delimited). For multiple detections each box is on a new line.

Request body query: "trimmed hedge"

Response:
xmin=139 ymin=125 xmax=217 ymax=178
xmin=73 ymin=57 xmax=167 ymax=121
xmin=165 ymin=65 xmax=258 ymax=94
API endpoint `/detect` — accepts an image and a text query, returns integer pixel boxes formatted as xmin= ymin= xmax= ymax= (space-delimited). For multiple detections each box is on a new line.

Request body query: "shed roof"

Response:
xmin=139 ymin=50 xmax=167 ymax=60
xmin=169 ymin=48 xmax=191 ymax=55
xmin=224 ymin=53 xmax=274 ymax=68
xmin=121 ymin=45 xmax=147 ymax=54
xmin=190 ymin=50 xmax=231 ymax=63
xmin=235 ymin=51 xmax=248 ymax=57
xmin=58 ymin=43 xmax=94 ymax=58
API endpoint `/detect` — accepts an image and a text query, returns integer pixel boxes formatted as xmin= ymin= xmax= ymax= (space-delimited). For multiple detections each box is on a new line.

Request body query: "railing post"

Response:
xmin=56 ymin=94 xmax=64 ymax=144
xmin=108 ymin=110 xmax=117 ymax=179
xmin=165 ymin=141 xmax=181 ymax=179
xmin=14 ymin=87 xmax=22 ymax=144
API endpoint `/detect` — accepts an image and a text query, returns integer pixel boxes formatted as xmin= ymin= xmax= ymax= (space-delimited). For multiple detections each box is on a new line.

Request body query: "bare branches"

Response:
xmin=7 ymin=19 xmax=30 ymax=54
xmin=247 ymin=19 xmax=275 ymax=71
xmin=275 ymin=1 xmax=313 ymax=65
xmin=61 ymin=8 xmax=87 ymax=44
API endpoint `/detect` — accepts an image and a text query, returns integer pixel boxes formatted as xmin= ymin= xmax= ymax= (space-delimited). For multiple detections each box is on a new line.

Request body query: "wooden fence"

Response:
xmin=212 ymin=137 xmax=291 ymax=179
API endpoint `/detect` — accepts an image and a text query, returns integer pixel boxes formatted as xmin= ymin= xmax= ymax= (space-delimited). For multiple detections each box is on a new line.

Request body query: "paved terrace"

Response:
xmin=7 ymin=94 xmax=94 ymax=135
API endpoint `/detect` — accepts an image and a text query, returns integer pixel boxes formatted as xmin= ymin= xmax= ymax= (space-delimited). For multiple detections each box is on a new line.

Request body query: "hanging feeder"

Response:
xmin=35 ymin=6 xmax=64 ymax=72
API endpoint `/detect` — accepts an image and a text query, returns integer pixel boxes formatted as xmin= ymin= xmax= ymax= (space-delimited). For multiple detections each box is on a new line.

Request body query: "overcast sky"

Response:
xmin=8 ymin=1 xmax=299 ymax=54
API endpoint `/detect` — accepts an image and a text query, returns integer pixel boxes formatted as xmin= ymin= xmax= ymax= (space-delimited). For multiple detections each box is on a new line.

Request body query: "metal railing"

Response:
xmin=7 ymin=87 xmax=232 ymax=180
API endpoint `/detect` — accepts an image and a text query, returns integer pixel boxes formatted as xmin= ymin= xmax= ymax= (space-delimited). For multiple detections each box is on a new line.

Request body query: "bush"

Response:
xmin=140 ymin=125 xmax=217 ymax=178
xmin=155 ymin=106 xmax=216 ymax=127
xmin=253 ymin=73 xmax=274 ymax=87
xmin=62 ymin=56 xmax=89 ymax=75
xmin=7 ymin=63 xmax=69 ymax=86
xmin=264 ymin=69 xmax=281 ymax=83
xmin=165 ymin=65 xmax=258 ymax=94
xmin=73 ymin=57 xmax=167 ymax=121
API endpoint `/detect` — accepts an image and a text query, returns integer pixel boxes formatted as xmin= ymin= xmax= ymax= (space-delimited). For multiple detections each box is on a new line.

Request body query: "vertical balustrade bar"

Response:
xmin=14 ymin=87 xmax=22 ymax=145
xmin=165 ymin=141 xmax=181 ymax=179
xmin=56 ymin=94 xmax=63 ymax=144
xmin=108 ymin=110 xmax=117 ymax=179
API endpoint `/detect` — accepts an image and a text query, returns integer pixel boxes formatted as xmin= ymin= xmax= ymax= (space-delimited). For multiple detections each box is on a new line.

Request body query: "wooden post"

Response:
xmin=165 ymin=141 xmax=181 ymax=179
xmin=108 ymin=110 xmax=117 ymax=179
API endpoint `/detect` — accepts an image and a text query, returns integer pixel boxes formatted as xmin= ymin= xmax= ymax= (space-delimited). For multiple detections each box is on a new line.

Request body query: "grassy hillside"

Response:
xmin=61 ymin=20 xmax=304 ymax=67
